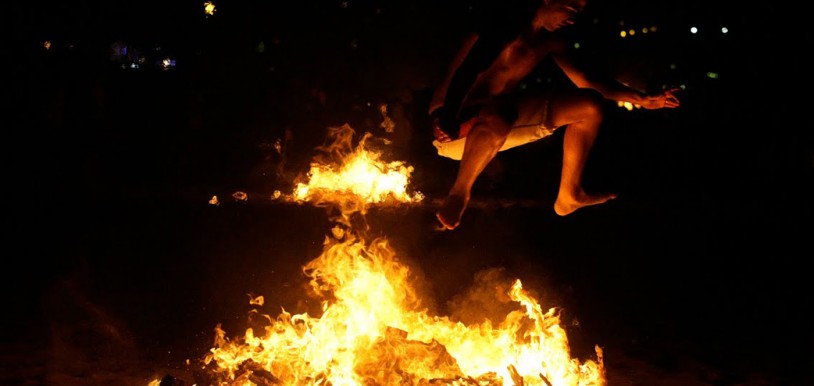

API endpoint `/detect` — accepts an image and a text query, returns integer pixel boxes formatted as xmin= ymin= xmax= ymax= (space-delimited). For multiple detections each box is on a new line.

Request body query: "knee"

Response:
xmin=471 ymin=116 xmax=511 ymax=145
xmin=576 ymin=89 xmax=605 ymax=121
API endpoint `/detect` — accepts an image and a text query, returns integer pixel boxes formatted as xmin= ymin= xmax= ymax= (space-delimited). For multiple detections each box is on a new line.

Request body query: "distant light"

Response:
xmin=650 ymin=26 xmax=658 ymax=32
xmin=721 ymin=27 xmax=729 ymax=34
xmin=573 ymin=42 xmax=580 ymax=49
xmin=642 ymin=27 xmax=649 ymax=34
xmin=690 ymin=26 xmax=698 ymax=34
xmin=680 ymin=84 xmax=686 ymax=90
xmin=161 ymin=58 xmax=176 ymax=70
xmin=669 ymin=63 xmax=677 ymax=70
xmin=628 ymin=29 xmax=635 ymax=36
xmin=257 ymin=41 xmax=265 ymax=53
xmin=619 ymin=20 xmax=625 ymax=26
xmin=204 ymin=1 xmax=216 ymax=16
xmin=43 ymin=40 xmax=51 ymax=50
xmin=706 ymin=72 xmax=719 ymax=79
xmin=130 ymin=63 xmax=139 ymax=69
xmin=620 ymin=30 xmax=627 ymax=38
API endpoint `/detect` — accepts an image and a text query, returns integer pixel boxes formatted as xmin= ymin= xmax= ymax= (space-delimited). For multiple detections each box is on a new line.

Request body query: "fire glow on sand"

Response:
xmin=164 ymin=124 xmax=605 ymax=386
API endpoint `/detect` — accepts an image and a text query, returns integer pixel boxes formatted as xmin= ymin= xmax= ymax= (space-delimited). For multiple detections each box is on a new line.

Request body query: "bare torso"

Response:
xmin=463 ymin=31 xmax=560 ymax=106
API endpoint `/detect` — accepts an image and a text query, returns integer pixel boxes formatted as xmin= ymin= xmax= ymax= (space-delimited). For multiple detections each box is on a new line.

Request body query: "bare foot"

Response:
xmin=554 ymin=192 xmax=617 ymax=216
xmin=436 ymin=194 xmax=469 ymax=230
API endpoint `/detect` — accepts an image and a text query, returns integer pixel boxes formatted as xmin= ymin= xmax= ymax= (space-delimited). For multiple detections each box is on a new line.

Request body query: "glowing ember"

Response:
xmin=186 ymin=125 xmax=604 ymax=385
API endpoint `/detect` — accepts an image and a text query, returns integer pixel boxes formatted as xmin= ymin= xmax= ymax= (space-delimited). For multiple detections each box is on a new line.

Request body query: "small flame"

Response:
xmin=289 ymin=124 xmax=423 ymax=220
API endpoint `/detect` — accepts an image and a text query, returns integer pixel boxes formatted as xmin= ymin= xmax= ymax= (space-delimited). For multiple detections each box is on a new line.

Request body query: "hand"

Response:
xmin=430 ymin=107 xmax=454 ymax=143
xmin=640 ymin=87 xmax=681 ymax=110
xmin=433 ymin=117 xmax=453 ymax=143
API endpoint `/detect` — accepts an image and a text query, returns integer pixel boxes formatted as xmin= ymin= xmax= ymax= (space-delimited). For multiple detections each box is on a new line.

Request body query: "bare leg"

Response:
xmin=437 ymin=115 xmax=510 ymax=229
xmin=550 ymin=93 xmax=617 ymax=216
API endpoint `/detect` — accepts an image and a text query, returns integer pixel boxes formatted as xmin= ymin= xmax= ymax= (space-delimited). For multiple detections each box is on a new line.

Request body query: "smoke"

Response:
xmin=446 ymin=267 xmax=521 ymax=325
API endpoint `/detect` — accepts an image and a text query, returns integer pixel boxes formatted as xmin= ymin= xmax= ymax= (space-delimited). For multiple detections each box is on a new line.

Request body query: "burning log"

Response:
xmin=508 ymin=365 xmax=524 ymax=386
xmin=539 ymin=373 xmax=554 ymax=386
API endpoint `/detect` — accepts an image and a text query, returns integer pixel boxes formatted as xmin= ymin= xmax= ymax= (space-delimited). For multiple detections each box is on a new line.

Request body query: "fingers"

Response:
xmin=665 ymin=94 xmax=680 ymax=107
xmin=660 ymin=88 xmax=681 ymax=108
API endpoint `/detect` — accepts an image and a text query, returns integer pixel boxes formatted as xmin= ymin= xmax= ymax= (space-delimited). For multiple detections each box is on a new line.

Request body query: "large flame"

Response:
xmin=194 ymin=125 xmax=605 ymax=386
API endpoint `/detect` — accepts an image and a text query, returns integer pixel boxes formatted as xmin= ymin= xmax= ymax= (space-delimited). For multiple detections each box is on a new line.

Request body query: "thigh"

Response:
xmin=514 ymin=87 xmax=603 ymax=129
xmin=544 ymin=88 xmax=605 ymax=128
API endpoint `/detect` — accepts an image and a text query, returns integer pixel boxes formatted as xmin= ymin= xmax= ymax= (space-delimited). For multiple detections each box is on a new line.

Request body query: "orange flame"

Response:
xmin=290 ymin=124 xmax=423 ymax=214
xmin=196 ymin=125 xmax=605 ymax=386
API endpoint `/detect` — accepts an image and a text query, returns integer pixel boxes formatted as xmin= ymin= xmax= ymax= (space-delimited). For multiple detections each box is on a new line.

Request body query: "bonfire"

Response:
xmin=159 ymin=125 xmax=605 ymax=386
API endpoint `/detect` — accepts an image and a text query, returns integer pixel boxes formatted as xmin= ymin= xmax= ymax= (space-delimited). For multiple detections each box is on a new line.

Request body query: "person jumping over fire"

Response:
xmin=429 ymin=0 xmax=680 ymax=230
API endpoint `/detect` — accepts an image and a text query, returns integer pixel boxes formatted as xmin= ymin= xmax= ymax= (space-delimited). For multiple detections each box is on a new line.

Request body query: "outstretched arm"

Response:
xmin=552 ymin=47 xmax=680 ymax=109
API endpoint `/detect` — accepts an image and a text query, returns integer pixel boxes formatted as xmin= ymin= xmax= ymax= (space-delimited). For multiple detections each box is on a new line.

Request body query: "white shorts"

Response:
xmin=432 ymin=123 xmax=556 ymax=160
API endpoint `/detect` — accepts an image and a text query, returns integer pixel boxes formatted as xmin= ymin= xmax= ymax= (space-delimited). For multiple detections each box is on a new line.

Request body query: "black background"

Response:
xmin=5 ymin=1 xmax=812 ymax=385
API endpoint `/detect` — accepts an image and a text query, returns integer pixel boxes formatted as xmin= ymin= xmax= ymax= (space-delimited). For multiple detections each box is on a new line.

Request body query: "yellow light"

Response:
xmin=628 ymin=29 xmax=635 ymax=36
xmin=620 ymin=30 xmax=627 ymax=38
xmin=204 ymin=1 xmax=216 ymax=15
xmin=43 ymin=40 xmax=51 ymax=50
